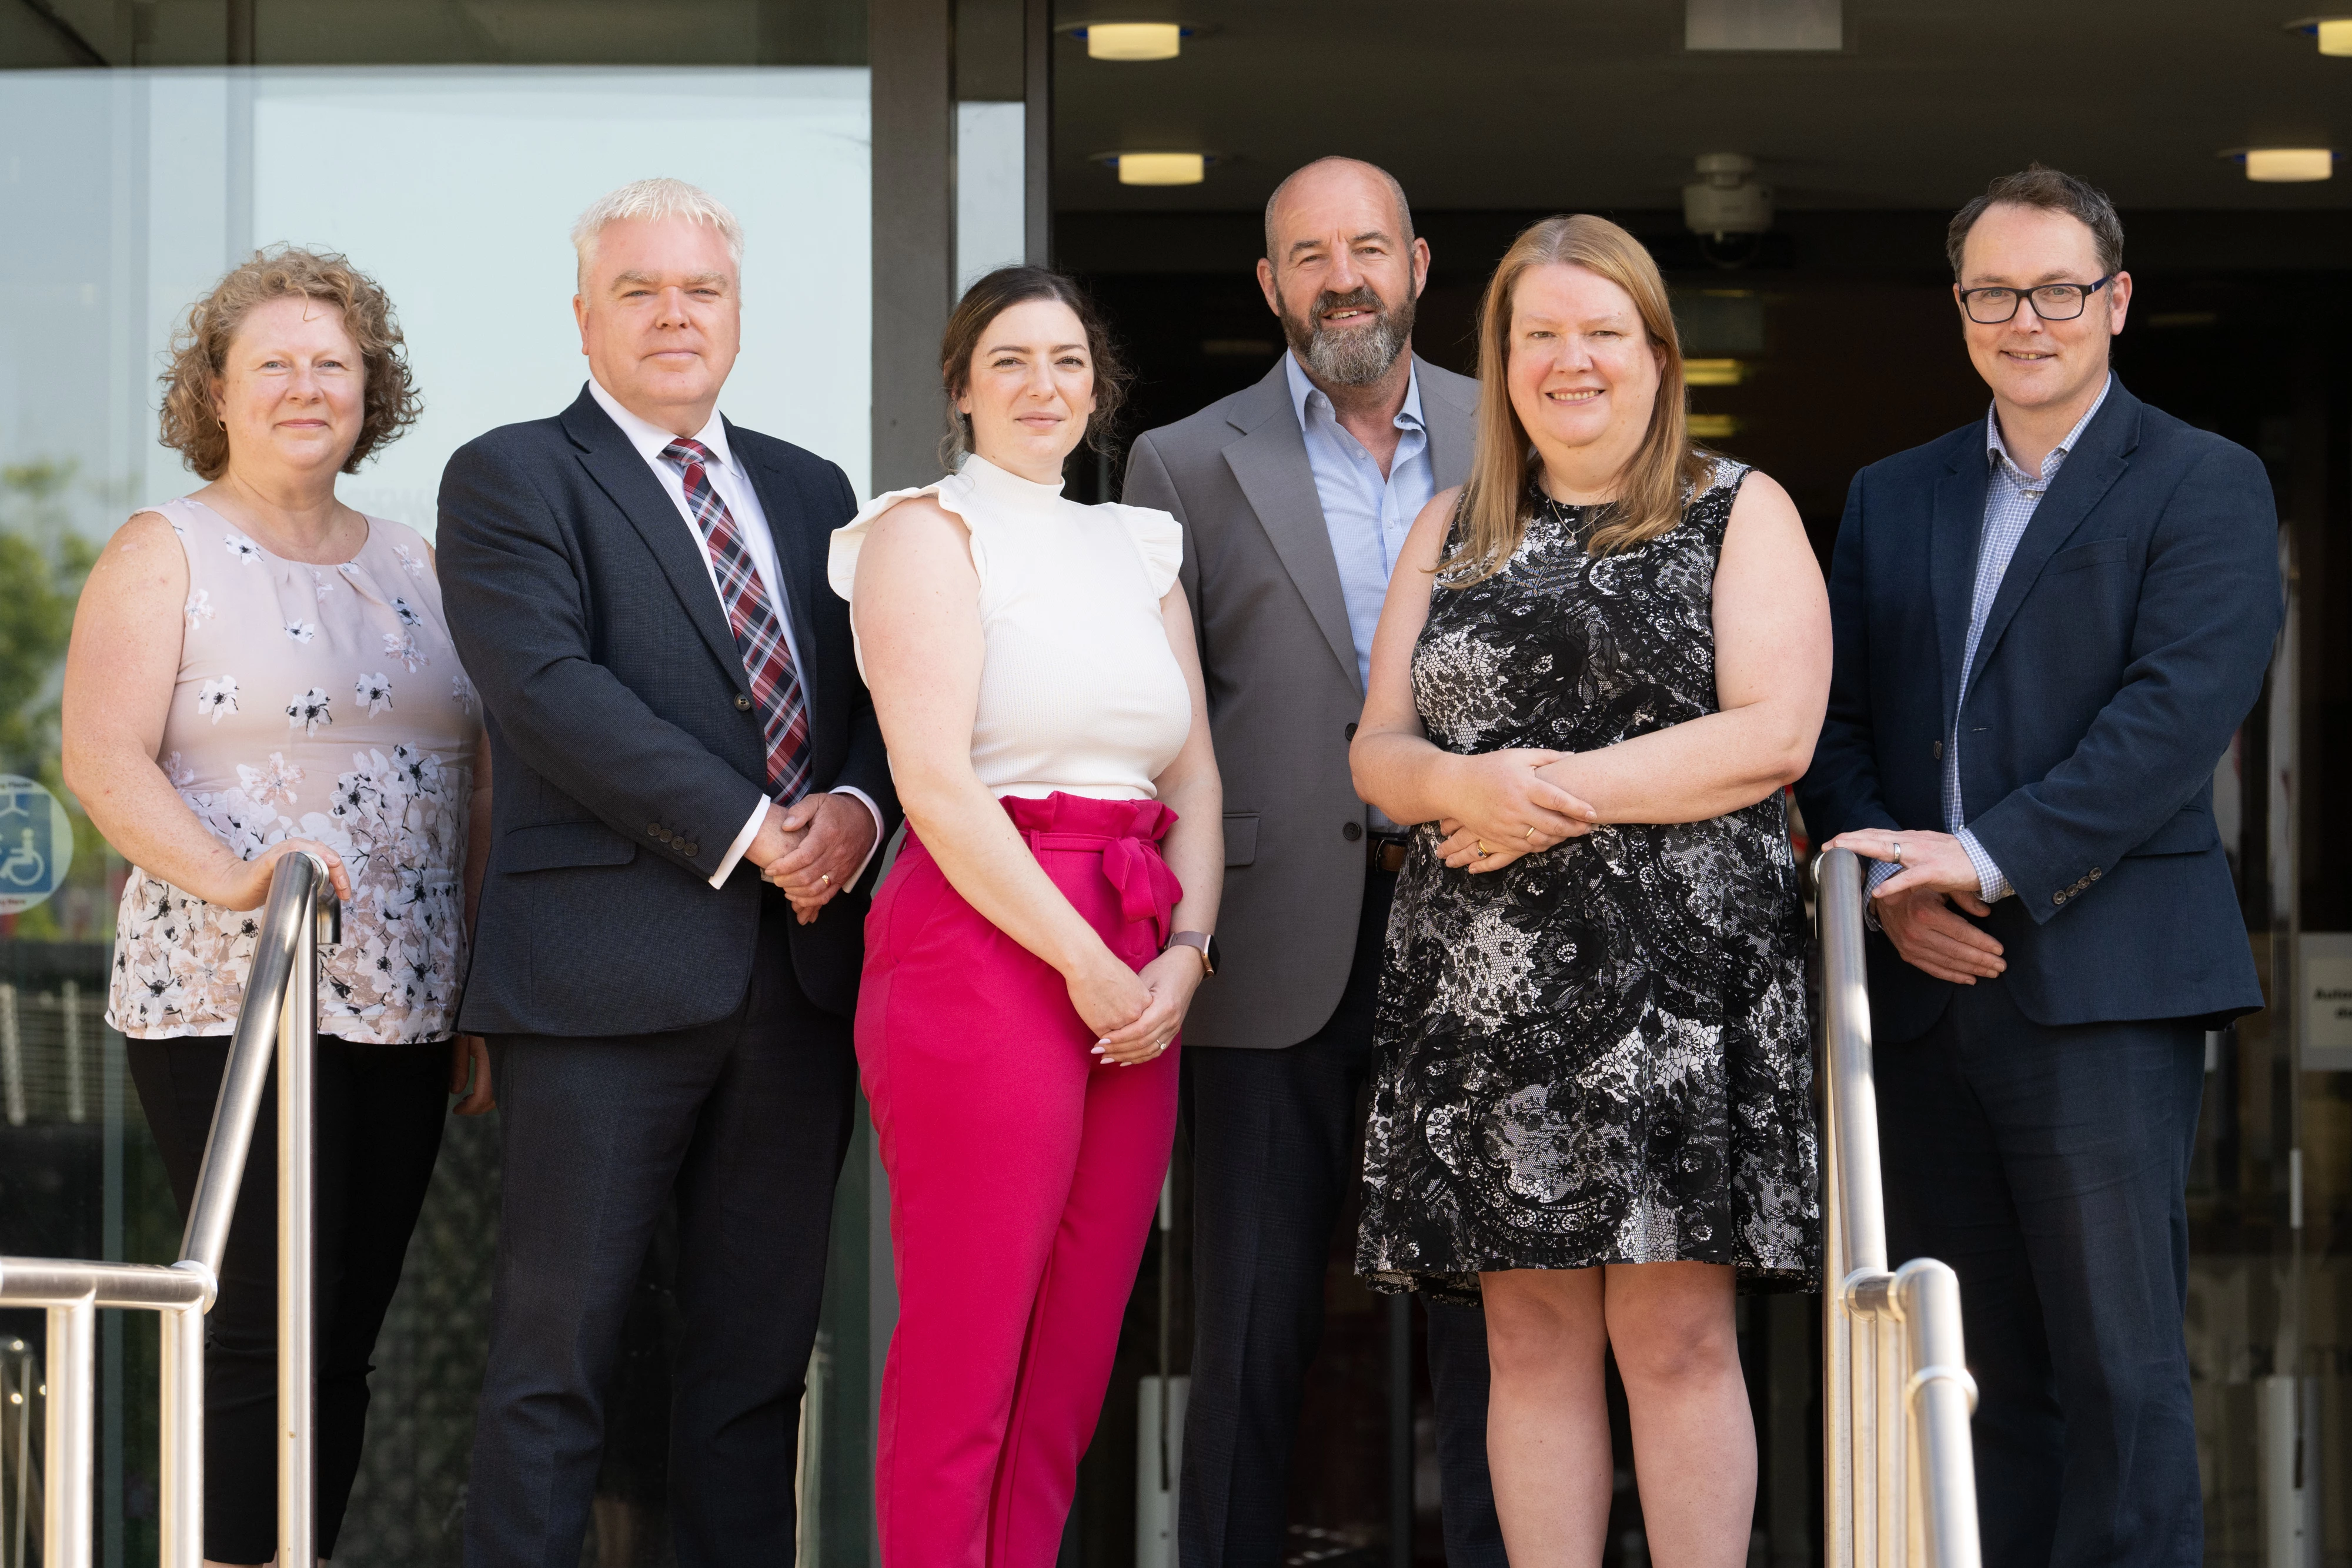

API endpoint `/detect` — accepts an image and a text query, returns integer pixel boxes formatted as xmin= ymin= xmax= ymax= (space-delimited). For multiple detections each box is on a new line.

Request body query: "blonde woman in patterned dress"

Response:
xmin=1351 ymin=216 xmax=1829 ymax=1566
xmin=61 ymin=247 xmax=490 ymax=1568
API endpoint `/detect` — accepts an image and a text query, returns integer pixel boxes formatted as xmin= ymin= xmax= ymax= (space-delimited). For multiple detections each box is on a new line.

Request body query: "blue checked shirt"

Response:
xmin=1867 ymin=376 xmax=2112 ymax=908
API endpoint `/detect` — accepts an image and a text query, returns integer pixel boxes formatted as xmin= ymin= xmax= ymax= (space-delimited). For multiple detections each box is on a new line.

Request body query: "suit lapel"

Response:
xmin=1415 ymin=356 xmax=1480 ymax=490
xmin=1221 ymin=362 xmax=1359 ymax=689
xmin=729 ymin=424 xmax=827 ymax=717
xmin=1927 ymin=444 xmax=1987 ymax=738
xmin=1964 ymin=387 xmax=2137 ymax=695
xmin=560 ymin=389 xmax=751 ymax=701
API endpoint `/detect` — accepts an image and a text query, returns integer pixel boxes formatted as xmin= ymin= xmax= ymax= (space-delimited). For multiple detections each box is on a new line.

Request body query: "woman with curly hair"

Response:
xmin=59 ymin=245 xmax=490 ymax=1567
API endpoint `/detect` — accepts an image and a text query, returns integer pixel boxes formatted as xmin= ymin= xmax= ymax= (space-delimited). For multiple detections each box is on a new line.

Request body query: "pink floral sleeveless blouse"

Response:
xmin=106 ymin=497 xmax=479 ymax=1044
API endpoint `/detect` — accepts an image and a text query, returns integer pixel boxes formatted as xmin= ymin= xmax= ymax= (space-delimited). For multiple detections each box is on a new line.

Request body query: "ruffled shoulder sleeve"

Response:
xmin=1109 ymin=503 xmax=1184 ymax=598
xmin=827 ymin=476 xmax=981 ymax=603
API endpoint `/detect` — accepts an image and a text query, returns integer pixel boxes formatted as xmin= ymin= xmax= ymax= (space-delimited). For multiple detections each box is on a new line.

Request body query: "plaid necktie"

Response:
xmin=659 ymin=438 xmax=811 ymax=802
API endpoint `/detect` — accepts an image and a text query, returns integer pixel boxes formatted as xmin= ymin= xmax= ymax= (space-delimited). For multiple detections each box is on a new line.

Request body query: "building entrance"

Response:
xmin=0 ymin=0 xmax=2346 ymax=1563
xmin=1045 ymin=4 xmax=2351 ymax=1562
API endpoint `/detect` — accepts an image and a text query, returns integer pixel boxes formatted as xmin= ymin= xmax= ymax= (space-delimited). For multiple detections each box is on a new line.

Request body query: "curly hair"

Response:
xmin=158 ymin=245 xmax=422 ymax=480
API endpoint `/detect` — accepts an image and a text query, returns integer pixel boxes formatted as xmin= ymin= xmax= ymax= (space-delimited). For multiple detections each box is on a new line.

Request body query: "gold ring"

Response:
xmin=1525 ymin=825 xmax=1537 ymax=841
xmin=818 ymin=872 xmax=831 ymax=888
xmin=1476 ymin=839 xmax=1491 ymax=855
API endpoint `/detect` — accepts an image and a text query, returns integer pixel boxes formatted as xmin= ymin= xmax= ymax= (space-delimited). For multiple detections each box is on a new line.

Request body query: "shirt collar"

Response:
xmin=589 ymin=376 xmax=734 ymax=471
xmin=1986 ymin=373 xmax=2112 ymax=484
xmin=1284 ymin=350 xmax=1426 ymax=439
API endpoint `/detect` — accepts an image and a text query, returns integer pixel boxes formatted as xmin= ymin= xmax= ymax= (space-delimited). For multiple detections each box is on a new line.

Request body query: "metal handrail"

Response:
xmin=0 ymin=853 xmax=336 ymax=1568
xmin=1816 ymin=847 xmax=1982 ymax=1567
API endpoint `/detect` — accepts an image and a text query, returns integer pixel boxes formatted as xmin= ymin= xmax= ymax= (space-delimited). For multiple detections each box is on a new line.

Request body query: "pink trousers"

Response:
xmin=856 ymin=793 xmax=1183 ymax=1568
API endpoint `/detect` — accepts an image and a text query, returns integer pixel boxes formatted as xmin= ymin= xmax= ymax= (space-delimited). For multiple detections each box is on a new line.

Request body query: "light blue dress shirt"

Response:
xmin=1867 ymin=375 xmax=2112 ymax=908
xmin=1283 ymin=352 xmax=1435 ymax=690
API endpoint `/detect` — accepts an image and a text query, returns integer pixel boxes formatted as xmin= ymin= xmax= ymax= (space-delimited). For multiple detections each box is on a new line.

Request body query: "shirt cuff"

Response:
xmin=708 ymin=794 xmax=771 ymax=890
xmin=1956 ymin=828 xmax=2012 ymax=902
xmin=1860 ymin=857 xmax=1900 ymax=930
xmin=830 ymin=786 xmax=886 ymax=888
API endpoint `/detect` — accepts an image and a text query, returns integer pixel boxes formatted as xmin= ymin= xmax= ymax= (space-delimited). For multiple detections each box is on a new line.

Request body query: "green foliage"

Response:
xmin=0 ymin=458 xmax=99 ymax=778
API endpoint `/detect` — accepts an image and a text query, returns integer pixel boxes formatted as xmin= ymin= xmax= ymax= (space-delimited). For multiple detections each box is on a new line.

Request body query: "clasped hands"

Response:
xmin=1431 ymin=749 xmax=1602 ymax=872
xmin=754 ymin=793 xmax=877 ymax=925
xmin=1825 ymin=827 xmax=2008 ymax=986
xmin=1067 ymin=944 xmax=1204 ymax=1067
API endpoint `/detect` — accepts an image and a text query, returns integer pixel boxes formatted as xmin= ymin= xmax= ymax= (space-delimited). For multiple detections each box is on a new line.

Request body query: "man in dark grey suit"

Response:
xmin=439 ymin=179 xmax=897 ymax=1567
xmin=1124 ymin=156 xmax=1504 ymax=1568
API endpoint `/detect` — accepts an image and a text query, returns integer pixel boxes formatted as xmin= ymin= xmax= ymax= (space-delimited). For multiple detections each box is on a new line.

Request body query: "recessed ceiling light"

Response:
xmin=2281 ymin=15 xmax=2352 ymax=55
xmin=2239 ymin=147 xmax=2335 ymax=182
xmin=1115 ymin=152 xmax=1207 ymax=186
xmin=1082 ymin=22 xmax=1185 ymax=59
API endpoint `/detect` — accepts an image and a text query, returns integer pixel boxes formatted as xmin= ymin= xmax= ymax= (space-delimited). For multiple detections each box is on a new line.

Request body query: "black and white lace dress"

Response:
xmin=1357 ymin=461 xmax=1818 ymax=1302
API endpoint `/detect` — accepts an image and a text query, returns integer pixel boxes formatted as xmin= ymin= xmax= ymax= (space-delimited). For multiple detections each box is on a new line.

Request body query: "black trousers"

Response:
xmin=1876 ymin=978 xmax=2206 ymax=1568
xmin=128 ymin=1034 xmax=450 ymax=1563
xmin=463 ymin=895 xmax=856 ymax=1568
xmin=1180 ymin=868 xmax=1505 ymax=1568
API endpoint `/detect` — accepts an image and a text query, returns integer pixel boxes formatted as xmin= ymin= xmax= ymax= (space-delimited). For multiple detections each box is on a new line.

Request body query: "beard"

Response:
xmin=1277 ymin=284 xmax=1415 ymax=387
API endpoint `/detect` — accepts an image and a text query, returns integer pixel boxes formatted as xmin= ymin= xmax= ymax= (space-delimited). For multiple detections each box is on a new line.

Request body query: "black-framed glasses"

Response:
xmin=1957 ymin=274 xmax=2116 ymax=324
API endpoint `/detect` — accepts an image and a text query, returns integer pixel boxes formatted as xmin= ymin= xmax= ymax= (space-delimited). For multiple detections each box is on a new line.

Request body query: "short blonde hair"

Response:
xmin=571 ymin=178 xmax=746 ymax=288
xmin=1442 ymin=215 xmax=1712 ymax=584
xmin=157 ymin=245 xmax=422 ymax=482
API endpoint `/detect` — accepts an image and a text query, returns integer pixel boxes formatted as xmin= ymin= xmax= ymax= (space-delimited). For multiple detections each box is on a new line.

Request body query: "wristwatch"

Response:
xmin=1165 ymin=930 xmax=1220 ymax=976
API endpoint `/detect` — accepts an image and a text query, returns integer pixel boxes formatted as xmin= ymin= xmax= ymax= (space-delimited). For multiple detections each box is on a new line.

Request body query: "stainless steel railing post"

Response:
xmin=1896 ymin=1260 xmax=1982 ymax=1568
xmin=2 ymin=853 xmax=332 ymax=1568
xmin=1815 ymin=847 xmax=1982 ymax=1568
xmin=43 ymin=1298 xmax=94 ymax=1568
xmin=159 ymin=1300 xmax=205 ymax=1568
xmin=182 ymin=857 xmax=316 ymax=1276
xmin=277 ymin=862 xmax=320 ymax=1566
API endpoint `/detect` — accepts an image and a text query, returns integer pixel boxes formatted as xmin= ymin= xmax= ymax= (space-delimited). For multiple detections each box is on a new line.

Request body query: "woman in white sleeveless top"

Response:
xmin=61 ymin=248 xmax=489 ymax=1567
xmin=827 ymin=267 xmax=1222 ymax=1567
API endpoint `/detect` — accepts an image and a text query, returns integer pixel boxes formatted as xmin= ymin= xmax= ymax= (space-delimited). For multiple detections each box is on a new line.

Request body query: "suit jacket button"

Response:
xmin=1933 ymin=740 xmax=1943 ymax=760
xmin=2052 ymin=890 xmax=2066 ymax=905
xmin=736 ymin=694 xmax=753 ymax=712
xmin=1342 ymin=822 xmax=1364 ymax=842
xmin=649 ymin=823 xmax=666 ymax=838
xmin=1345 ymin=723 xmax=1358 ymax=740
xmin=681 ymin=841 xmax=699 ymax=857
xmin=2089 ymin=868 xmax=2102 ymax=881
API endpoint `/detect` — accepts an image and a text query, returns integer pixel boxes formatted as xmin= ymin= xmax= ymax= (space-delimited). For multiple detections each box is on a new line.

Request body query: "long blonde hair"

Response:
xmin=1441 ymin=214 xmax=1712 ymax=585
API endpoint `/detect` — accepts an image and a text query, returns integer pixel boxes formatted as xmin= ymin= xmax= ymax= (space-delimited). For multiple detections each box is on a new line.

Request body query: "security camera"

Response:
xmin=1683 ymin=154 xmax=1773 ymax=239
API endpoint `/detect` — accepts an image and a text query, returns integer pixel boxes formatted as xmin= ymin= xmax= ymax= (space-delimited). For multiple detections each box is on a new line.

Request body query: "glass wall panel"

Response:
xmin=2 ymin=39 xmax=874 ymax=1566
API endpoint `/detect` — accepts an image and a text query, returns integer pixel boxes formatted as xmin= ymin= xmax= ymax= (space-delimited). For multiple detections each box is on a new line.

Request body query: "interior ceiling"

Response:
xmin=1051 ymin=0 xmax=2352 ymax=215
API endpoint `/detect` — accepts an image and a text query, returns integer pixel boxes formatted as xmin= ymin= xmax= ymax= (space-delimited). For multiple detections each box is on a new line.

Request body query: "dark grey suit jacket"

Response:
xmin=1124 ymin=355 xmax=1478 ymax=1051
xmin=438 ymin=386 xmax=899 ymax=1038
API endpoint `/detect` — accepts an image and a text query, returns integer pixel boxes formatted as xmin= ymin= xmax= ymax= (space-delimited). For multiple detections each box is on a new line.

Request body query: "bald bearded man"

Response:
xmin=1123 ymin=157 xmax=1505 ymax=1568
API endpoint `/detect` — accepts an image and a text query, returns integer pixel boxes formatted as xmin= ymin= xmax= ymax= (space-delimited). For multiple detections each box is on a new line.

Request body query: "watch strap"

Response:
xmin=1167 ymin=930 xmax=1216 ymax=975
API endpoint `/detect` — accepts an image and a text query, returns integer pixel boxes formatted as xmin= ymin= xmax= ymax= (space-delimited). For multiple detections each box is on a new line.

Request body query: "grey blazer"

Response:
xmin=1124 ymin=354 xmax=1478 ymax=1051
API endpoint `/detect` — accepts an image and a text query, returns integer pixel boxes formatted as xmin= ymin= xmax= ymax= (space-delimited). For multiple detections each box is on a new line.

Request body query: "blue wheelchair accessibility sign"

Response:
xmin=0 ymin=775 xmax=74 ymax=915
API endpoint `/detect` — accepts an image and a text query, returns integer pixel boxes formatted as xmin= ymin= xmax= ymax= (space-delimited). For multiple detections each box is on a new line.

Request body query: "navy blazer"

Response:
xmin=438 ymin=386 xmax=899 ymax=1037
xmin=1796 ymin=380 xmax=2278 ymax=1045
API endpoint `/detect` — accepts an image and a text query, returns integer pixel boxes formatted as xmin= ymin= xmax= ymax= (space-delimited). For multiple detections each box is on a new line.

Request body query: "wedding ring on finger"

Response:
xmin=1525 ymin=825 xmax=1537 ymax=842
xmin=1891 ymin=841 xmax=1904 ymax=865
xmin=818 ymin=872 xmax=831 ymax=888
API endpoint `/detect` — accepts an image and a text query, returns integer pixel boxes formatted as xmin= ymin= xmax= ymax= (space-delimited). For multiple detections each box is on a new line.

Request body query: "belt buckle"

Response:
xmin=1369 ymin=834 xmax=1409 ymax=874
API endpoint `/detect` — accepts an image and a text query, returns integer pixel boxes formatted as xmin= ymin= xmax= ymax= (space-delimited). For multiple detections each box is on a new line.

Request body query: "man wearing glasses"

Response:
xmin=1799 ymin=164 xmax=2280 ymax=1564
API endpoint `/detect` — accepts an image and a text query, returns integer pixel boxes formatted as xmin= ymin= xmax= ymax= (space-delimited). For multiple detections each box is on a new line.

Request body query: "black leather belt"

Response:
xmin=1368 ymin=831 xmax=1411 ymax=874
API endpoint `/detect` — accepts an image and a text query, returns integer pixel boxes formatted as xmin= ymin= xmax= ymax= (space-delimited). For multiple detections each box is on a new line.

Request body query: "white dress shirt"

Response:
xmin=587 ymin=377 xmax=881 ymax=890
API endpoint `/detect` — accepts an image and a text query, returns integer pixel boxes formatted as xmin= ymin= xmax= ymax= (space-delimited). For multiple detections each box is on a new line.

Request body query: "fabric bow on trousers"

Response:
xmin=858 ymin=792 xmax=1185 ymax=1568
